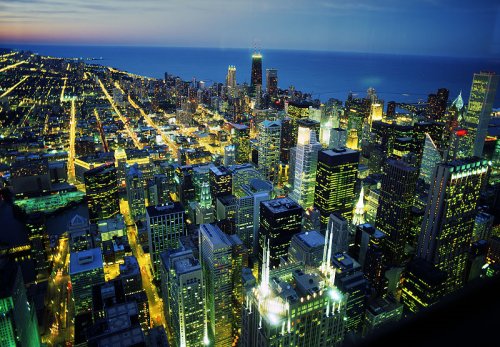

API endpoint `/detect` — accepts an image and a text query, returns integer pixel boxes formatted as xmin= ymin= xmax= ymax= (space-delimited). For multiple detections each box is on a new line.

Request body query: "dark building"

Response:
xmin=10 ymin=158 xmax=51 ymax=197
xmin=250 ymin=52 xmax=263 ymax=96
xmin=266 ymin=68 xmax=278 ymax=98
xmin=84 ymin=163 xmax=120 ymax=223
xmin=375 ymin=159 xmax=418 ymax=265
xmin=314 ymin=148 xmax=359 ymax=228
xmin=26 ymin=213 xmax=50 ymax=280
xmin=401 ymin=258 xmax=447 ymax=314
xmin=259 ymin=197 xmax=303 ymax=269
xmin=209 ymin=165 xmax=232 ymax=203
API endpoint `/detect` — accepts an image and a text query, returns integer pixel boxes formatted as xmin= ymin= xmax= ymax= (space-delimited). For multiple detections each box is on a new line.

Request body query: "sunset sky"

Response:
xmin=1 ymin=0 xmax=499 ymax=57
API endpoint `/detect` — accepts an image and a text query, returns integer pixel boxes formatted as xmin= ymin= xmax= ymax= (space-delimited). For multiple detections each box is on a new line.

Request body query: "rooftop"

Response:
xmin=69 ymin=247 xmax=103 ymax=275
xmin=296 ymin=231 xmax=325 ymax=248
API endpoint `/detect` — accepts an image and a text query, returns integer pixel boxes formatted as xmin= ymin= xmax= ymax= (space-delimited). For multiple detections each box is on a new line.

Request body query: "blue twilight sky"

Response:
xmin=0 ymin=0 xmax=499 ymax=57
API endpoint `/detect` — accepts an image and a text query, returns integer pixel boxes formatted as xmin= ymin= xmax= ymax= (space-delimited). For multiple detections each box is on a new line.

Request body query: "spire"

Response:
xmin=352 ymin=187 xmax=365 ymax=226
xmin=260 ymin=238 xmax=271 ymax=296
xmin=451 ymin=91 xmax=464 ymax=111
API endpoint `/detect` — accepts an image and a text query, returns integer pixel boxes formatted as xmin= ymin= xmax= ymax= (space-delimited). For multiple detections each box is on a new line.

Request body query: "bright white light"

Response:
xmin=329 ymin=288 xmax=342 ymax=302
xmin=268 ymin=313 xmax=281 ymax=326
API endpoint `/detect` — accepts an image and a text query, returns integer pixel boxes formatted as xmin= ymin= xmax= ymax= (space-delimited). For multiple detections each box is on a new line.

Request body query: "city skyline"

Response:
xmin=1 ymin=0 xmax=499 ymax=58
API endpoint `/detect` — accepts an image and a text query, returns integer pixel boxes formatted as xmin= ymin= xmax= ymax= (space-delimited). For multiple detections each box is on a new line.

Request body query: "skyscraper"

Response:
xmin=463 ymin=72 xmax=499 ymax=157
xmin=375 ymin=159 xmax=418 ymax=265
xmin=199 ymin=224 xmax=247 ymax=347
xmin=0 ymin=259 xmax=40 ymax=347
xmin=314 ymin=148 xmax=359 ymax=228
xmin=265 ymin=68 xmax=278 ymax=98
xmin=289 ymin=127 xmax=322 ymax=209
xmin=209 ymin=165 xmax=232 ymax=203
xmin=257 ymin=120 xmax=281 ymax=184
xmin=242 ymin=228 xmax=347 ymax=347
xmin=84 ymin=163 xmax=120 ymax=223
xmin=26 ymin=213 xmax=49 ymax=279
xmin=250 ymin=52 xmax=263 ymax=96
xmin=226 ymin=65 xmax=236 ymax=89
xmin=230 ymin=123 xmax=250 ymax=164
xmin=161 ymin=249 xmax=205 ymax=347
xmin=146 ymin=203 xmax=186 ymax=280
xmin=259 ymin=197 xmax=303 ymax=269
xmin=417 ymin=158 xmax=489 ymax=293
xmin=126 ymin=163 xmax=146 ymax=222
xmin=69 ymin=247 xmax=105 ymax=314
xmin=328 ymin=213 xmax=350 ymax=255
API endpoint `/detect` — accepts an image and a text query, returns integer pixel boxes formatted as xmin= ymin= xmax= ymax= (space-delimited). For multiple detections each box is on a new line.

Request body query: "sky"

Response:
xmin=1 ymin=0 xmax=499 ymax=58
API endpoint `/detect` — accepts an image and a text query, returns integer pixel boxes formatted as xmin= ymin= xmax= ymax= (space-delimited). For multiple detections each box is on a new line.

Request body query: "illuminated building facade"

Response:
xmin=463 ymin=72 xmax=499 ymax=157
xmin=257 ymin=120 xmax=282 ymax=185
xmin=401 ymin=258 xmax=447 ymax=313
xmin=161 ymin=249 xmax=205 ymax=347
xmin=289 ymin=127 xmax=322 ymax=209
xmin=419 ymin=133 xmax=443 ymax=185
xmin=26 ymin=213 xmax=49 ymax=279
xmin=84 ymin=163 xmax=120 ymax=223
xmin=146 ymin=203 xmax=186 ymax=280
xmin=314 ymin=148 xmax=359 ymax=228
xmin=69 ymin=247 xmax=105 ymax=314
xmin=226 ymin=65 xmax=236 ymax=89
xmin=230 ymin=123 xmax=251 ymax=164
xmin=328 ymin=213 xmax=350 ymax=255
xmin=288 ymin=230 xmax=325 ymax=267
xmin=242 ymin=232 xmax=347 ymax=347
xmin=209 ymin=165 xmax=232 ymax=203
xmin=126 ymin=163 xmax=146 ymax=222
xmin=417 ymin=158 xmax=489 ymax=293
xmin=362 ymin=296 xmax=403 ymax=337
xmin=375 ymin=159 xmax=418 ymax=266
xmin=0 ymin=259 xmax=40 ymax=347
xmin=259 ymin=198 xmax=303 ymax=269
xmin=199 ymin=224 xmax=247 ymax=347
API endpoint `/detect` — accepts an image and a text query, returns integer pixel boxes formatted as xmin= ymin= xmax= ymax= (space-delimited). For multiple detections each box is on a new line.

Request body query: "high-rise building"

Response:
xmin=199 ymin=224 xmax=248 ymax=347
xmin=265 ymin=68 xmax=278 ymax=98
xmin=126 ymin=163 xmax=146 ymax=222
xmin=146 ymin=203 xmax=186 ymax=280
xmin=314 ymin=148 xmax=359 ymax=228
xmin=259 ymin=197 xmax=303 ymax=269
xmin=417 ymin=158 xmax=489 ymax=293
xmin=160 ymin=249 xmax=205 ymax=347
xmin=362 ymin=296 xmax=403 ymax=337
xmin=26 ymin=213 xmax=49 ymax=279
xmin=257 ymin=120 xmax=281 ymax=184
xmin=329 ymin=128 xmax=347 ymax=149
xmin=375 ymin=159 xmax=418 ymax=265
xmin=230 ymin=123 xmax=251 ymax=164
xmin=226 ymin=65 xmax=236 ymax=89
xmin=67 ymin=214 xmax=94 ymax=252
xmin=0 ymin=259 xmax=40 ymax=347
xmin=289 ymin=127 xmax=322 ymax=209
xmin=401 ymin=258 xmax=447 ymax=313
xmin=419 ymin=133 xmax=443 ymax=185
xmin=331 ymin=253 xmax=367 ymax=334
xmin=69 ymin=247 xmax=105 ymax=314
xmin=250 ymin=52 xmax=263 ymax=96
xmin=288 ymin=230 xmax=325 ymax=267
xmin=242 ymin=234 xmax=347 ymax=347
xmin=328 ymin=213 xmax=350 ymax=255
xmin=209 ymin=165 xmax=232 ymax=203
xmin=84 ymin=163 xmax=120 ymax=223
xmin=463 ymin=72 xmax=499 ymax=157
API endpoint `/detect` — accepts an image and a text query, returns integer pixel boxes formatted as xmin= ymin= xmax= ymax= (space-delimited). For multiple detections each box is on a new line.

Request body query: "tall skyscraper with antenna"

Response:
xmin=250 ymin=52 xmax=263 ymax=96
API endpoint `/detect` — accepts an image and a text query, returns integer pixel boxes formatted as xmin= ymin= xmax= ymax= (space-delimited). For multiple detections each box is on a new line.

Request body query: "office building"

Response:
xmin=241 ymin=236 xmax=347 ymax=347
xmin=230 ymin=123 xmax=251 ymax=164
xmin=362 ymin=296 xmax=403 ymax=337
xmin=463 ymin=72 xmax=499 ymax=157
xmin=328 ymin=213 xmax=350 ymax=255
xmin=209 ymin=165 xmax=232 ymax=203
xmin=0 ymin=259 xmax=40 ymax=347
xmin=119 ymin=255 xmax=142 ymax=296
xmin=250 ymin=52 xmax=263 ymax=96
xmin=417 ymin=158 xmax=489 ymax=293
xmin=314 ymin=148 xmax=359 ymax=228
xmin=266 ymin=68 xmax=278 ymax=98
xmin=146 ymin=203 xmax=186 ymax=280
xmin=161 ymin=249 xmax=205 ymax=347
xmin=199 ymin=224 xmax=248 ymax=347
xmin=26 ymin=213 xmax=49 ymax=279
xmin=259 ymin=197 xmax=303 ymax=269
xmin=375 ymin=159 xmax=418 ymax=265
xmin=126 ymin=163 xmax=146 ymax=222
xmin=401 ymin=258 xmax=447 ymax=313
xmin=331 ymin=253 xmax=367 ymax=334
xmin=419 ymin=133 xmax=443 ymax=185
xmin=10 ymin=158 xmax=51 ymax=197
xmin=69 ymin=247 xmax=105 ymax=314
xmin=226 ymin=65 xmax=236 ymax=89
xmin=329 ymin=128 xmax=347 ymax=149
xmin=84 ymin=163 xmax=120 ymax=223
xmin=288 ymin=230 xmax=325 ymax=267
xmin=289 ymin=127 xmax=322 ymax=209
xmin=257 ymin=120 xmax=281 ymax=184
